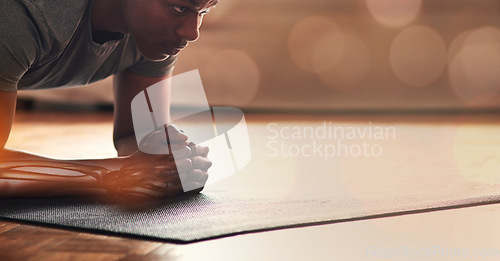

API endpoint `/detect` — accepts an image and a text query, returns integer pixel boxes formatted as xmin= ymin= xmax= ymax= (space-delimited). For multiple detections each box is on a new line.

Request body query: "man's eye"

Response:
xmin=173 ymin=6 xmax=187 ymax=13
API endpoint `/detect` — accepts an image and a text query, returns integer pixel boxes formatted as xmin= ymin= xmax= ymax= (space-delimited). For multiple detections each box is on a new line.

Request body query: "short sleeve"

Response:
xmin=126 ymin=54 xmax=178 ymax=77
xmin=0 ymin=0 xmax=40 ymax=92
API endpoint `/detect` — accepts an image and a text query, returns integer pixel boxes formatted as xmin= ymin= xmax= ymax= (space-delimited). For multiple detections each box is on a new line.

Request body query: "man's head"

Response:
xmin=122 ymin=0 xmax=218 ymax=61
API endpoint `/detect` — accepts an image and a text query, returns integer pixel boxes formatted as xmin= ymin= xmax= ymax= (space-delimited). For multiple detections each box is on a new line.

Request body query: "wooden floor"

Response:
xmin=0 ymin=221 xmax=177 ymax=261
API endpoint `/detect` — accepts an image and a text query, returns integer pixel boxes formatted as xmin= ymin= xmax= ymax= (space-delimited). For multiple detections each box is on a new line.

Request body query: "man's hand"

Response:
xmin=105 ymin=125 xmax=211 ymax=201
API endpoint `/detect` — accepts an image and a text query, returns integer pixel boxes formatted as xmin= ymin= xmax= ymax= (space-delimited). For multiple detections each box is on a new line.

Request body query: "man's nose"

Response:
xmin=176 ymin=15 xmax=202 ymax=42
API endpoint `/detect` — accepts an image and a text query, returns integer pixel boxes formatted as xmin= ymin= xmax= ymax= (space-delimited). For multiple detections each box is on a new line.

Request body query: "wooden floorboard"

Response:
xmin=0 ymin=220 xmax=176 ymax=261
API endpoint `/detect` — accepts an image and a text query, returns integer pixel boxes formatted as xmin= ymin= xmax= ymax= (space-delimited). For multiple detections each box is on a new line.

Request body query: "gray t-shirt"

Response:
xmin=0 ymin=0 xmax=177 ymax=92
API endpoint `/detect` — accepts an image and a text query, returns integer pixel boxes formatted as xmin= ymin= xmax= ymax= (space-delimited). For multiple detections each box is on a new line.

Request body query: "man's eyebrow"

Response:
xmin=208 ymin=0 xmax=218 ymax=7
xmin=180 ymin=0 xmax=218 ymax=9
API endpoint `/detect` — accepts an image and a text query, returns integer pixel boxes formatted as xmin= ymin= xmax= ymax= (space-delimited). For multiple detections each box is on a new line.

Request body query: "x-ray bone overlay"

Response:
xmin=131 ymin=70 xmax=251 ymax=192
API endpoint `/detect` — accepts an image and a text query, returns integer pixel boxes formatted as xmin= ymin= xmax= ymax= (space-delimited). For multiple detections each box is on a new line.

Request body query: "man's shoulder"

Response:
xmin=16 ymin=0 xmax=91 ymax=17
xmin=12 ymin=0 xmax=91 ymax=43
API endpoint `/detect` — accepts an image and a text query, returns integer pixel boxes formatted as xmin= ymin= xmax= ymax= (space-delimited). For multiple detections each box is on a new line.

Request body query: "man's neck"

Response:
xmin=91 ymin=0 xmax=128 ymax=34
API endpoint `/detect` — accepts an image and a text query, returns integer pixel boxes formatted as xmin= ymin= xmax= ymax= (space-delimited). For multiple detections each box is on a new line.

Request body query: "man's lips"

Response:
xmin=163 ymin=43 xmax=187 ymax=50
xmin=174 ymin=44 xmax=188 ymax=50
xmin=161 ymin=43 xmax=188 ymax=55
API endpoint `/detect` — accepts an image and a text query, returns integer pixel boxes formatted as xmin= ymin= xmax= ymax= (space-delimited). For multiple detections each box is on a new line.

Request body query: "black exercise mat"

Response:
xmin=1 ymin=188 xmax=500 ymax=243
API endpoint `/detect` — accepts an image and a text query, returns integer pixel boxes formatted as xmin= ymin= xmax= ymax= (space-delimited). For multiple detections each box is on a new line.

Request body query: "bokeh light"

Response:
xmin=315 ymin=32 xmax=371 ymax=91
xmin=288 ymin=15 xmax=345 ymax=74
xmin=448 ymin=27 xmax=500 ymax=105
xmin=390 ymin=25 xmax=447 ymax=88
xmin=288 ymin=13 xmax=371 ymax=91
xmin=365 ymin=0 xmax=422 ymax=28
xmin=202 ymin=49 xmax=260 ymax=106
xmin=447 ymin=30 xmax=472 ymax=65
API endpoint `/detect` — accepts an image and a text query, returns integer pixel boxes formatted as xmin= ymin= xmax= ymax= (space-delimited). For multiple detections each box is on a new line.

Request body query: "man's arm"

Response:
xmin=0 ymin=73 xmax=208 ymax=199
xmin=113 ymin=69 xmax=172 ymax=156
xmin=0 ymin=80 xmax=181 ymax=199
xmin=0 ymin=82 xmax=16 ymax=154
xmin=0 ymin=82 xmax=128 ymax=197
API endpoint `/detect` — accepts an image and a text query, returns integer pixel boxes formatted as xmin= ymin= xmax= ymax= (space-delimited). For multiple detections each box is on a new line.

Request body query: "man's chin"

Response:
xmin=139 ymin=47 xmax=176 ymax=61
xmin=144 ymin=49 xmax=181 ymax=61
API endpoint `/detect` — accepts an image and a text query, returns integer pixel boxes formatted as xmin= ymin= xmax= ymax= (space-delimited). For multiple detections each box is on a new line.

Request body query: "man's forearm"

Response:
xmin=0 ymin=148 xmax=125 ymax=198
xmin=0 ymin=146 xmax=189 ymax=200
xmin=114 ymin=134 xmax=139 ymax=157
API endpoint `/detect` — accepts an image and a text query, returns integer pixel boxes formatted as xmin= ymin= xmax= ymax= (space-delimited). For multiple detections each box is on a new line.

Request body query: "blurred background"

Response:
xmin=17 ymin=0 xmax=500 ymax=112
